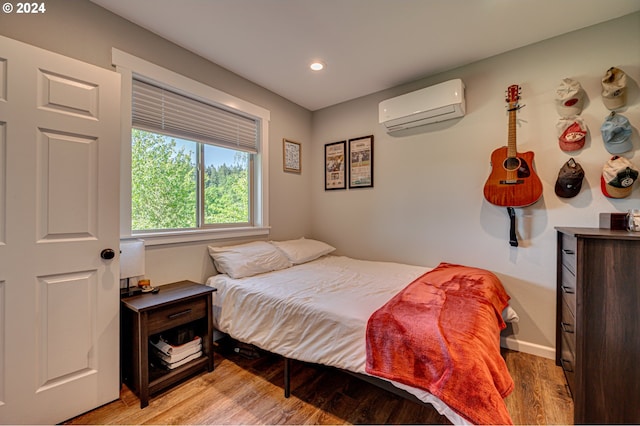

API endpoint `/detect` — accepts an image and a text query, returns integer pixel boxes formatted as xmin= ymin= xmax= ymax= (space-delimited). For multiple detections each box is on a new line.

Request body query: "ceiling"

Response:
xmin=90 ymin=0 xmax=640 ymax=111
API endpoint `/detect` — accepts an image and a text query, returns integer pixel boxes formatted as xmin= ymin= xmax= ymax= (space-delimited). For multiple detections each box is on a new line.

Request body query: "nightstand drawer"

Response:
xmin=147 ymin=297 xmax=207 ymax=335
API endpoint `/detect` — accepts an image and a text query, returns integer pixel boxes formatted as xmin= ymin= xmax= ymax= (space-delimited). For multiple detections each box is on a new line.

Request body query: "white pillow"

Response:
xmin=208 ymin=241 xmax=292 ymax=278
xmin=271 ymin=238 xmax=335 ymax=264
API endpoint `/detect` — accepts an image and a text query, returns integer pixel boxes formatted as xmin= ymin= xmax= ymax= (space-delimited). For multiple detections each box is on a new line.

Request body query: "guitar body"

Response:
xmin=483 ymin=146 xmax=542 ymax=207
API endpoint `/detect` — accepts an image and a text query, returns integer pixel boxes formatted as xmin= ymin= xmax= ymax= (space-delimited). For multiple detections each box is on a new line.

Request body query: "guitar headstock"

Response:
xmin=506 ymin=85 xmax=521 ymax=105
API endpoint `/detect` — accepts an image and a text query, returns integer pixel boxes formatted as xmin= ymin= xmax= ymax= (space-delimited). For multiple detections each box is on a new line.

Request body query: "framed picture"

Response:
xmin=324 ymin=141 xmax=346 ymax=190
xmin=348 ymin=135 xmax=374 ymax=188
xmin=283 ymin=139 xmax=301 ymax=173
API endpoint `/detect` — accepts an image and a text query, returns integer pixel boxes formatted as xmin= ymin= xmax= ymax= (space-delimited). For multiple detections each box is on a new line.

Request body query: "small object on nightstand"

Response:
xmin=139 ymin=279 xmax=156 ymax=293
xmin=151 ymin=287 xmax=159 ymax=294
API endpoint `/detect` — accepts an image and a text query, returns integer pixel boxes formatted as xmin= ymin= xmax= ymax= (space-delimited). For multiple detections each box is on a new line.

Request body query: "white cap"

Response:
xmin=555 ymin=78 xmax=584 ymax=117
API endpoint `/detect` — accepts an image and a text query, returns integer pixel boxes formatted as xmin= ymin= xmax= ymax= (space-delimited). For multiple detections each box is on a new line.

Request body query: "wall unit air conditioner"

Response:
xmin=378 ymin=79 xmax=465 ymax=132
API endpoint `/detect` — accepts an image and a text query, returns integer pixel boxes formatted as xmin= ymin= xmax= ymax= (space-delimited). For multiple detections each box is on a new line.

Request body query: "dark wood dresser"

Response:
xmin=556 ymin=227 xmax=640 ymax=424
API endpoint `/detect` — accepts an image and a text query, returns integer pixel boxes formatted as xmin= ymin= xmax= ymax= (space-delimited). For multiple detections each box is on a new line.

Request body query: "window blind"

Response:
xmin=132 ymin=79 xmax=258 ymax=153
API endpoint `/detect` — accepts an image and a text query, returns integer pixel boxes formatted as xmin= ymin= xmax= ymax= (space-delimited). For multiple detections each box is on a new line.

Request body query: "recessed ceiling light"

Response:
xmin=310 ymin=61 xmax=325 ymax=71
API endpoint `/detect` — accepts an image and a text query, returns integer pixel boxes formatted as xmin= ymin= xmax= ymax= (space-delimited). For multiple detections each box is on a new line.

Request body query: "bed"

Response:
xmin=205 ymin=238 xmax=516 ymax=425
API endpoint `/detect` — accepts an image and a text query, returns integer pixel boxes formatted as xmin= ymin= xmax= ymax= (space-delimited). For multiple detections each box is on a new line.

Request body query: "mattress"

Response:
xmin=206 ymin=255 xmax=513 ymax=424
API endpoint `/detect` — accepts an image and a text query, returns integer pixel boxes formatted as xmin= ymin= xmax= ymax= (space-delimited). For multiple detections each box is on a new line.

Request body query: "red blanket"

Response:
xmin=365 ymin=262 xmax=514 ymax=425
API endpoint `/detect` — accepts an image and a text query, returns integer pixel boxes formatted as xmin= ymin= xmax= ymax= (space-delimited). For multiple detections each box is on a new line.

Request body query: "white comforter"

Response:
xmin=207 ymin=255 xmax=504 ymax=424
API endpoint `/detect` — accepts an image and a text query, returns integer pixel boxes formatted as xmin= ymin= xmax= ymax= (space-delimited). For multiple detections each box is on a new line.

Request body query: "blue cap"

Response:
xmin=601 ymin=113 xmax=632 ymax=154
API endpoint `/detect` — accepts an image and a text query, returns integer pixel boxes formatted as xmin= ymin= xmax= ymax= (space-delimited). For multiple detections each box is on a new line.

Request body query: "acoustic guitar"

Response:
xmin=483 ymin=85 xmax=542 ymax=247
xmin=483 ymin=84 xmax=542 ymax=208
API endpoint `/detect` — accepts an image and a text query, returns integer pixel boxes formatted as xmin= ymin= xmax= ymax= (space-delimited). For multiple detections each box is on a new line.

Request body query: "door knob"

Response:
xmin=101 ymin=248 xmax=115 ymax=260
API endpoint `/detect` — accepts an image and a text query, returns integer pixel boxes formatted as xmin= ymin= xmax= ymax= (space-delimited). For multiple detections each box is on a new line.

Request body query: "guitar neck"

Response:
xmin=507 ymin=102 xmax=517 ymax=158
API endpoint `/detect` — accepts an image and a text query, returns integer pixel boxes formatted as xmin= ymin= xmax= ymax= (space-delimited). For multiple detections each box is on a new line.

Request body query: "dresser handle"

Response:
xmin=561 ymin=322 xmax=574 ymax=333
xmin=562 ymin=249 xmax=575 ymax=255
xmin=561 ymin=285 xmax=575 ymax=294
xmin=560 ymin=358 xmax=574 ymax=373
xmin=168 ymin=309 xmax=192 ymax=319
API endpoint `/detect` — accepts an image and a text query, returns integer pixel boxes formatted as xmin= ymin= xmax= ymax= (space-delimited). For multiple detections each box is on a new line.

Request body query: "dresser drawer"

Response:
xmin=559 ymin=288 xmax=576 ymax=395
xmin=560 ymin=297 xmax=576 ymax=354
xmin=146 ymin=297 xmax=207 ymax=335
xmin=560 ymin=266 xmax=576 ymax=316
xmin=560 ymin=234 xmax=577 ymax=275
xmin=560 ymin=331 xmax=576 ymax=394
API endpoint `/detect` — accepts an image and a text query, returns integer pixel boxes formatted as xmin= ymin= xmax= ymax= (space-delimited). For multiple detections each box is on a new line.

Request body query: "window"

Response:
xmin=131 ymin=79 xmax=255 ymax=232
xmin=114 ymin=49 xmax=270 ymax=245
xmin=130 ymin=130 xmax=254 ymax=231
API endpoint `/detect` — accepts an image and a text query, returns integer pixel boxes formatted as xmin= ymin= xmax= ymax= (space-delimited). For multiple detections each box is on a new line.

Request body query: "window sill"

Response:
xmin=127 ymin=226 xmax=270 ymax=246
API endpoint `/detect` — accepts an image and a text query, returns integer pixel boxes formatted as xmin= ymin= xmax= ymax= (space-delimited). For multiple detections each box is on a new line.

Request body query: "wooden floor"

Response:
xmin=66 ymin=343 xmax=573 ymax=425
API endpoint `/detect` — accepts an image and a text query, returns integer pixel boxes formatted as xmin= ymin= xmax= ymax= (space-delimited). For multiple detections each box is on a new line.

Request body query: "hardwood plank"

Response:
xmin=533 ymin=354 xmax=573 ymax=425
xmin=502 ymin=349 xmax=573 ymax=425
xmin=65 ymin=345 xmax=573 ymax=425
xmin=505 ymin=348 xmax=546 ymax=424
xmin=503 ymin=350 xmax=526 ymax=425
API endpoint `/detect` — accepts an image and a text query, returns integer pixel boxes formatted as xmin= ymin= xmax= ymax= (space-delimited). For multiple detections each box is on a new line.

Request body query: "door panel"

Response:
xmin=38 ymin=130 xmax=98 ymax=240
xmin=38 ymin=69 xmax=99 ymax=119
xmin=0 ymin=35 xmax=121 ymax=424
xmin=38 ymin=271 xmax=96 ymax=388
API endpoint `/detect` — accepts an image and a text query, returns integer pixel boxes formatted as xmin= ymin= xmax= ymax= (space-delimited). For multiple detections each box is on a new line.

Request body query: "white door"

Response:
xmin=0 ymin=35 xmax=121 ymax=424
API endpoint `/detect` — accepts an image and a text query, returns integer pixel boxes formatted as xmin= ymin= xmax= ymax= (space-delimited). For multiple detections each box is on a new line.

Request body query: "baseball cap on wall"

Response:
xmin=601 ymin=112 xmax=633 ymax=154
xmin=601 ymin=67 xmax=627 ymax=110
xmin=555 ymin=78 xmax=585 ymax=117
xmin=601 ymin=156 xmax=638 ymax=199
xmin=555 ymin=158 xmax=585 ymax=198
xmin=556 ymin=117 xmax=587 ymax=152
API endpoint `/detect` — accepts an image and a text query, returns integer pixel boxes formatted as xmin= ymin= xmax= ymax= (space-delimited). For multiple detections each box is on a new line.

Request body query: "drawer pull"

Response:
xmin=561 ymin=285 xmax=575 ymax=294
xmin=168 ymin=309 xmax=192 ymax=319
xmin=560 ymin=358 xmax=574 ymax=373
xmin=562 ymin=249 xmax=575 ymax=255
xmin=561 ymin=322 xmax=574 ymax=334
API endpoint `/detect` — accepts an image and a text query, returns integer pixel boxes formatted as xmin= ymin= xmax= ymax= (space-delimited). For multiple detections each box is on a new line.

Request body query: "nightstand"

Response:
xmin=120 ymin=280 xmax=216 ymax=408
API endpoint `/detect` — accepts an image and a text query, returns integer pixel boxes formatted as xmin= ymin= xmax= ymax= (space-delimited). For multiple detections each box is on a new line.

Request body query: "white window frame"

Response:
xmin=113 ymin=48 xmax=270 ymax=246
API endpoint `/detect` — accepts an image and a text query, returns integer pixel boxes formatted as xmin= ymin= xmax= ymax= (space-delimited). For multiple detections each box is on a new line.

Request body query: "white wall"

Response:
xmin=310 ymin=12 xmax=640 ymax=358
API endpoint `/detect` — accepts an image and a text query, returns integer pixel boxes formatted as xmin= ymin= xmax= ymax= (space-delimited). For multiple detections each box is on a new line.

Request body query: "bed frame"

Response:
xmin=282 ymin=357 xmax=428 ymax=406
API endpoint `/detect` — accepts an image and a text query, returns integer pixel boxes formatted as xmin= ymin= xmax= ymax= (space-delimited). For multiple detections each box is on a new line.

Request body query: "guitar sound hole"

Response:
xmin=503 ymin=157 xmax=521 ymax=171
xmin=500 ymin=156 xmax=532 ymax=179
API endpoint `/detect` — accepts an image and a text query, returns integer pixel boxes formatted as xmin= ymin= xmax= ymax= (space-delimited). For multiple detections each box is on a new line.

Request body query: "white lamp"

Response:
xmin=120 ymin=239 xmax=145 ymax=297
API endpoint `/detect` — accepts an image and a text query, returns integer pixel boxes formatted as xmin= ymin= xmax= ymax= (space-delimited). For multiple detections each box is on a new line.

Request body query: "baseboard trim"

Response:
xmin=500 ymin=336 xmax=555 ymax=360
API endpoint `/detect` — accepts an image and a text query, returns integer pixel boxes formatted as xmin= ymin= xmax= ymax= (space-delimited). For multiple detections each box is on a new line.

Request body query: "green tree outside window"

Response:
xmin=132 ymin=129 xmax=250 ymax=231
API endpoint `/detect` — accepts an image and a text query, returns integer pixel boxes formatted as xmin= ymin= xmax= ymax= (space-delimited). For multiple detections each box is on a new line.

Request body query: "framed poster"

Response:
xmin=324 ymin=141 xmax=346 ymax=190
xmin=348 ymin=135 xmax=374 ymax=188
xmin=283 ymin=139 xmax=301 ymax=173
